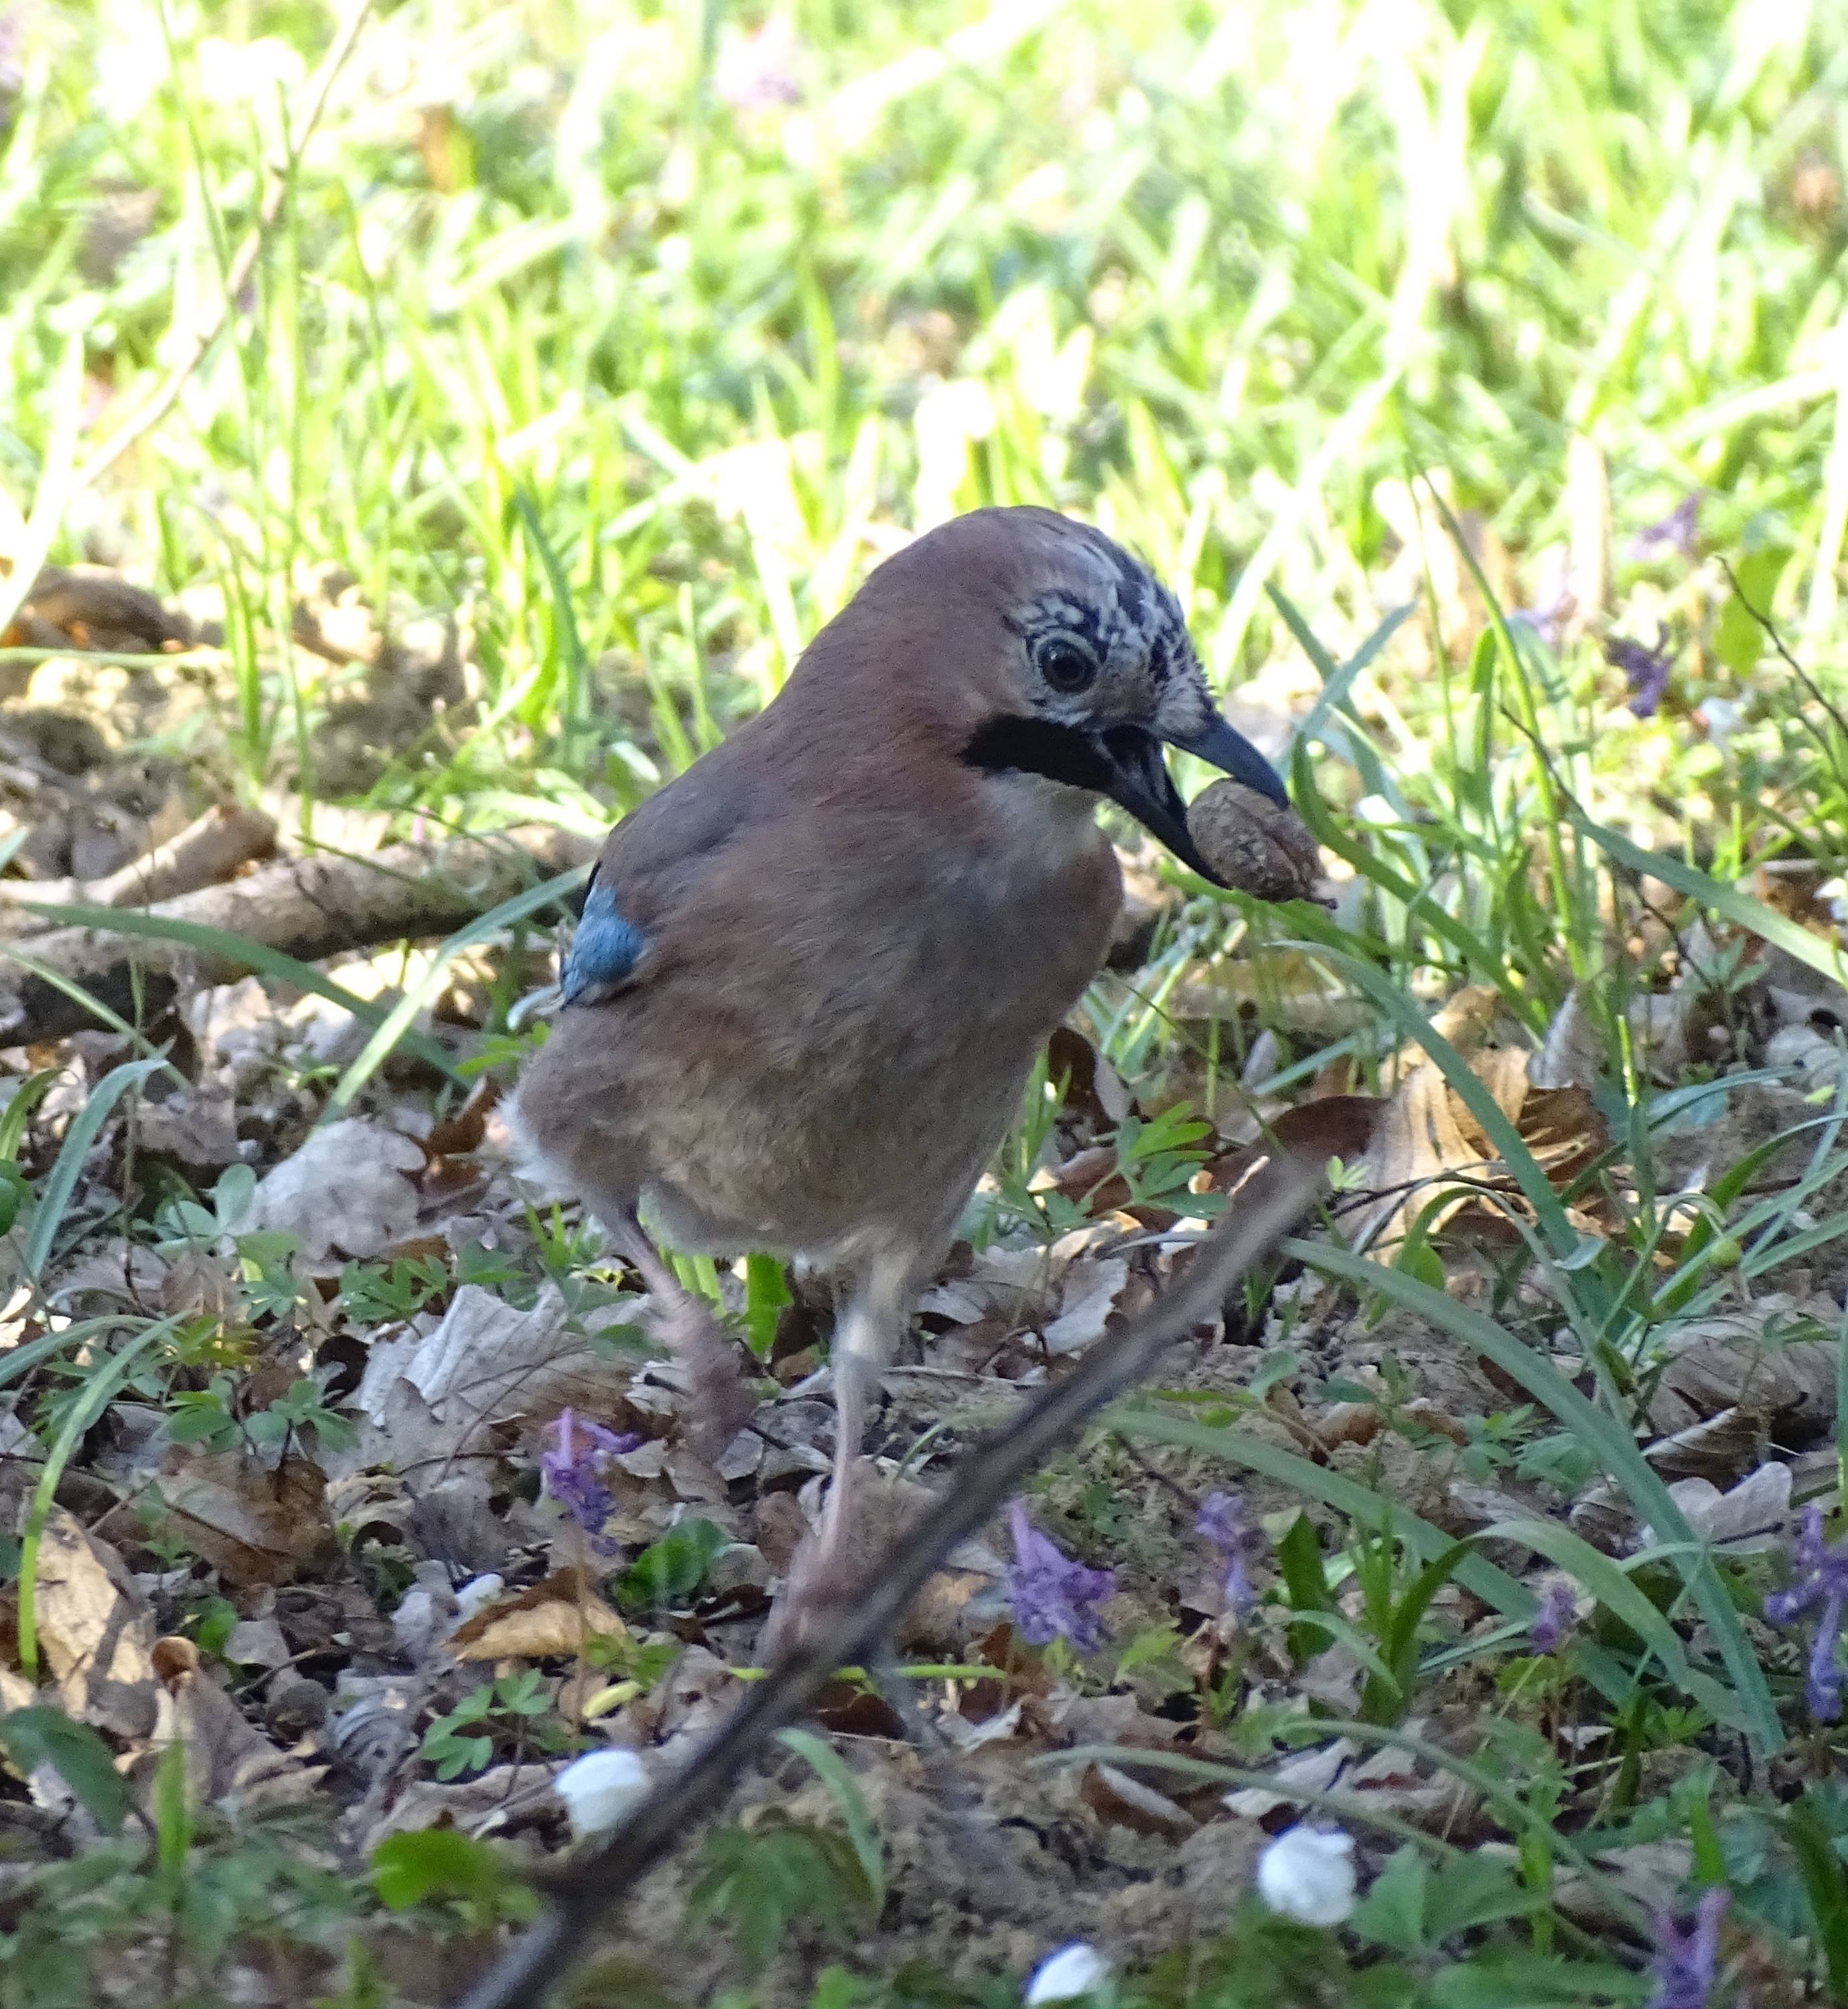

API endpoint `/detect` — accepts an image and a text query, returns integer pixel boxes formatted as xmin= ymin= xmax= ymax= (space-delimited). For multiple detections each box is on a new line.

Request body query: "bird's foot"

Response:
xmin=758 ymin=1455 xmax=875 ymax=1660
xmin=654 ymin=1292 xmax=755 ymax=1461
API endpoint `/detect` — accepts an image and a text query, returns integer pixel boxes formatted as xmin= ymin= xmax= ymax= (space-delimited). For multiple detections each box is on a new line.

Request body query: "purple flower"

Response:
xmin=1764 ymin=1504 xmax=1848 ymax=1721
xmin=1530 ymin=1580 xmax=1577 ymax=1655
xmin=541 ymin=1408 xmax=640 ymax=1540
xmin=1645 ymin=1887 xmax=1727 ymax=2009
xmin=1606 ymin=628 xmax=1676 ymax=717
xmin=1008 ymin=1499 xmax=1115 ymax=1653
xmin=1632 ymin=496 xmax=1700 ymax=561
xmin=1196 ymin=1490 xmax=1265 ymax=1616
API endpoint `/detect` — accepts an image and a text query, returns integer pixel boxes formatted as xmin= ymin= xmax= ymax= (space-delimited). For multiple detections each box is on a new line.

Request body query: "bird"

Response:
xmin=508 ymin=505 xmax=1288 ymax=1625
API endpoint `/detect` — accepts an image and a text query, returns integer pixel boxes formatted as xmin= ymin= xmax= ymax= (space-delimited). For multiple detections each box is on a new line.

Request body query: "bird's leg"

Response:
xmin=814 ymin=1254 xmax=916 ymax=1571
xmin=814 ymin=1328 xmax=876 ymax=1576
xmin=601 ymin=1207 xmax=752 ymax=1459
xmin=764 ymin=1254 xmax=916 ymax=1651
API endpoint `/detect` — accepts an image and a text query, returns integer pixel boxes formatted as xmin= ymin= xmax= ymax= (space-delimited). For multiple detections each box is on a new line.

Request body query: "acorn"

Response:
xmin=1187 ymin=779 xmax=1323 ymax=902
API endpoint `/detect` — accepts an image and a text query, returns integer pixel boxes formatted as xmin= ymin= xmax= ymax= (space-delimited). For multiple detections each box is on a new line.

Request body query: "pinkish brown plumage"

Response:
xmin=510 ymin=506 xmax=1286 ymax=1625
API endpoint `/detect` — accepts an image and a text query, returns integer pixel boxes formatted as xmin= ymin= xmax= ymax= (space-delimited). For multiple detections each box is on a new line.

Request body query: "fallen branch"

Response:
xmin=4 ymin=804 xmax=279 ymax=915
xmin=0 ymin=823 xmax=595 ymax=1046
xmin=451 ymin=1153 xmax=1320 ymax=2009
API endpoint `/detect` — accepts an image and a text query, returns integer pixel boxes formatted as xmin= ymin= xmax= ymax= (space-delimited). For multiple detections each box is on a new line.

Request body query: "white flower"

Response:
xmin=1697 ymin=696 xmax=1743 ymax=747
xmin=554 ymin=1748 xmax=650 ymax=1838
xmin=1023 ymin=1941 xmax=1111 ymax=2003
xmin=1255 ymin=1824 xmax=1357 ymax=1926
xmin=453 ymin=1574 xmax=505 ymax=1623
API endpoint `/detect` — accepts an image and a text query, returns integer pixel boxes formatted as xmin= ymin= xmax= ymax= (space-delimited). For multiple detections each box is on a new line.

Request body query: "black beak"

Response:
xmin=1098 ymin=716 xmax=1288 ymax=887
xmin=1165 ymin=714 xmax=1291 ymax=810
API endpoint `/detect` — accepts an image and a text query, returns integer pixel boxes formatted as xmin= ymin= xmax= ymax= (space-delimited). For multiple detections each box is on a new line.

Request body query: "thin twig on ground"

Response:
xmin=0 ymin=822 xmax=595 ymax=1045
xmin=3 ymin=804 xmax=278 ymax=914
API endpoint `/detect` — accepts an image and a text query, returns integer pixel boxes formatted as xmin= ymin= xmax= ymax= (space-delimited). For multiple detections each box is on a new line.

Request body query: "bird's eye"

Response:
xmin=1035 ymin=637 xmax=1097 ymax=694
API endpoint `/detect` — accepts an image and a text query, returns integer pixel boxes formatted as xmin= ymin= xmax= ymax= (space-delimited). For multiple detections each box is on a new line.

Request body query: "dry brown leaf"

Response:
xmin=628 ymin=1643 xmax=737 ymax=1760
xmin=30 ymin=1510 xmax=159 ymax=1736
xmin=159 ymin=1450 xmax=335 ymax=1587
xmin=364 ymin=1762 xmax=563 ymax=1847
xmin=1203 ymin=1095 xmax=1382 ymax=1199
xmin=1169 ymin=950 xmax=1373 ymax=1044
xmin=1051 ymin=1692 xmax=1180 ymax=1751
xmin=234 ymin=1118 xmax=425 ymax=1264
xmin=1642 ymin=1463 xmax=1792 ymax=1552
xmin=450 ymin=1568 xmax=626 ymax=1662
xmin=917 ymin=1227 xmax=1129 ymax=1357
xmin=1313 ymin=1402 xmax=1381 ymax=1450
xmin=135 ymin=1634 xmax=319 ymax=1811
xmin=426 ymin=1076 xmax=502 ymax=1158
xmin=1046 ymin=1025 xmax=1131 ymax=1126
xmin=1576 ymin=1438 xmax=1794 ymax=1550
xmin=1221 ymin=1738 xmax=1355 ymax=1818
xmin=1080 ymin=1760 xmax=1196 ymax=1836
xmin=1638 ymin=1406 xmax=1765 ymax=1485
xmin=1358 ymin=1043 xmax=1609 ymax=1249
xmin=1354 ymin=1061 xmax=1482 ymax=1248
xmin=1649 ymin=1308 xmax=1837 ymax=1434
xmin=1531 ymin=990 xmax=1602 ymax=1091
xmin=224 ymin=1617 xmax=292 ymax=1669
xmin=1499 ymin=1084 xmax=1607 ymax=1187
xmin=337 ymin=1282 xmax=637 ymax=1491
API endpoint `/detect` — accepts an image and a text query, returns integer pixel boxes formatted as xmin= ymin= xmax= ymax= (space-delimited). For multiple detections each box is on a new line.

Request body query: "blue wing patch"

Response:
xmin=561 ymin=875 xmax=644 ymax=1005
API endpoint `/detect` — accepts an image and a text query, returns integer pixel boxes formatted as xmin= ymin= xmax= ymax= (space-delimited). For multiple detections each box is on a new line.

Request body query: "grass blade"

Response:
xmin=1281 ymin=590 xmax=1417 ymax=752
xmin=1575 ymin=812 xmax=1848 ymax=989
xmin=1295 ymin=1242 xmax=1782 ymax=1753
xmin=15 ymin=903 xmax=464 ymax=1082
xmin=15 ymin=1319 xmax=173 ymax=1679
xmin=1481 ymin=1518 xmax=1747 ymax=1730
xmin=1113 ymin=1406 xmax=1535 ymax=1617
xmin=1285 ymin=921 xmax=1584 ymax=1264
xmin=774 ymin=1727 xmax=887 ymax=1909
xmin=23 ymin=1056 xmax=165 ymax=1278
xmin=324 ymin=864 xmax=587 ymax=1116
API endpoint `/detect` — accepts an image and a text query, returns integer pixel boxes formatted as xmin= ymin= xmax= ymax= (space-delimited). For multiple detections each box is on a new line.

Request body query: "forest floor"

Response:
xmin=3 ymin=3 xmax=1848 ymax=2006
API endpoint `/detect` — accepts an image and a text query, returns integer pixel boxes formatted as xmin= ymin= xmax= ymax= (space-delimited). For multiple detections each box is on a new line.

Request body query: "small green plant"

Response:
xmin=1344 ymin=1520 xmax=1480 ymax=1726
xmin=582 ymin=1629 xmax=684 ymax=1716
xmin=419 ymin=1670 xmax=571 ymax=1781
xmin=370 ymin=1828 xmax=540 ymax=1931
xmin=337 ymin=1253 xmax=450 ymax=1321
xmin=1346 ymin=1844 xmax=1542 ymax=1957
xmin=687 ymin=1811 xmax=881 ymax=1978
xmin=151 ymin=1165 xmax=306 ymax=1323
xmin=0 ymin=1804 xmax=368 ymax=2008
xmin=1107 ymin=1104 xmax=1222 ymax=1214
xmin=612 ymin=1517 xmax=727 ymax=1613
xmin=165 ymin=1369 xmax=356 ymax=1459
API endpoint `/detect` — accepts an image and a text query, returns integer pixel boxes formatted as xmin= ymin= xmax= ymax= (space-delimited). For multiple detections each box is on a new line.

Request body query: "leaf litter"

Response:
xmin=0 ymin=561 xmax=1840 ymax=2006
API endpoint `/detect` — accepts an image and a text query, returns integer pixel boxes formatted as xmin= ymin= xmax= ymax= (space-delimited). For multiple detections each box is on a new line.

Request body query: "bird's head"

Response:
xmin=841 ymin=507 xmax=1287 ymax=885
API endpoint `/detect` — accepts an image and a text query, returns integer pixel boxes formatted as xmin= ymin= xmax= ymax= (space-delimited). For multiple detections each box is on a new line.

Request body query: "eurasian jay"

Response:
xmin=510 ymin=505 xmax=1287 ymax=1607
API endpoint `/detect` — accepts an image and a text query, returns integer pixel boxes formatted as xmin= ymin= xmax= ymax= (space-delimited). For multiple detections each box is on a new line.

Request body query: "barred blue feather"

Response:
xmin=561 ymin=875 xmax=644 ymax=1005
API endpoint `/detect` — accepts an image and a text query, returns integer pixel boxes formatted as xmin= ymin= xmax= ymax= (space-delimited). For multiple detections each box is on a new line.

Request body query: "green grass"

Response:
xmin=7 ymin=0 xmax=1846 ymax=817
xmin=8 ymin=1 xmax=1848 ymax=2004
